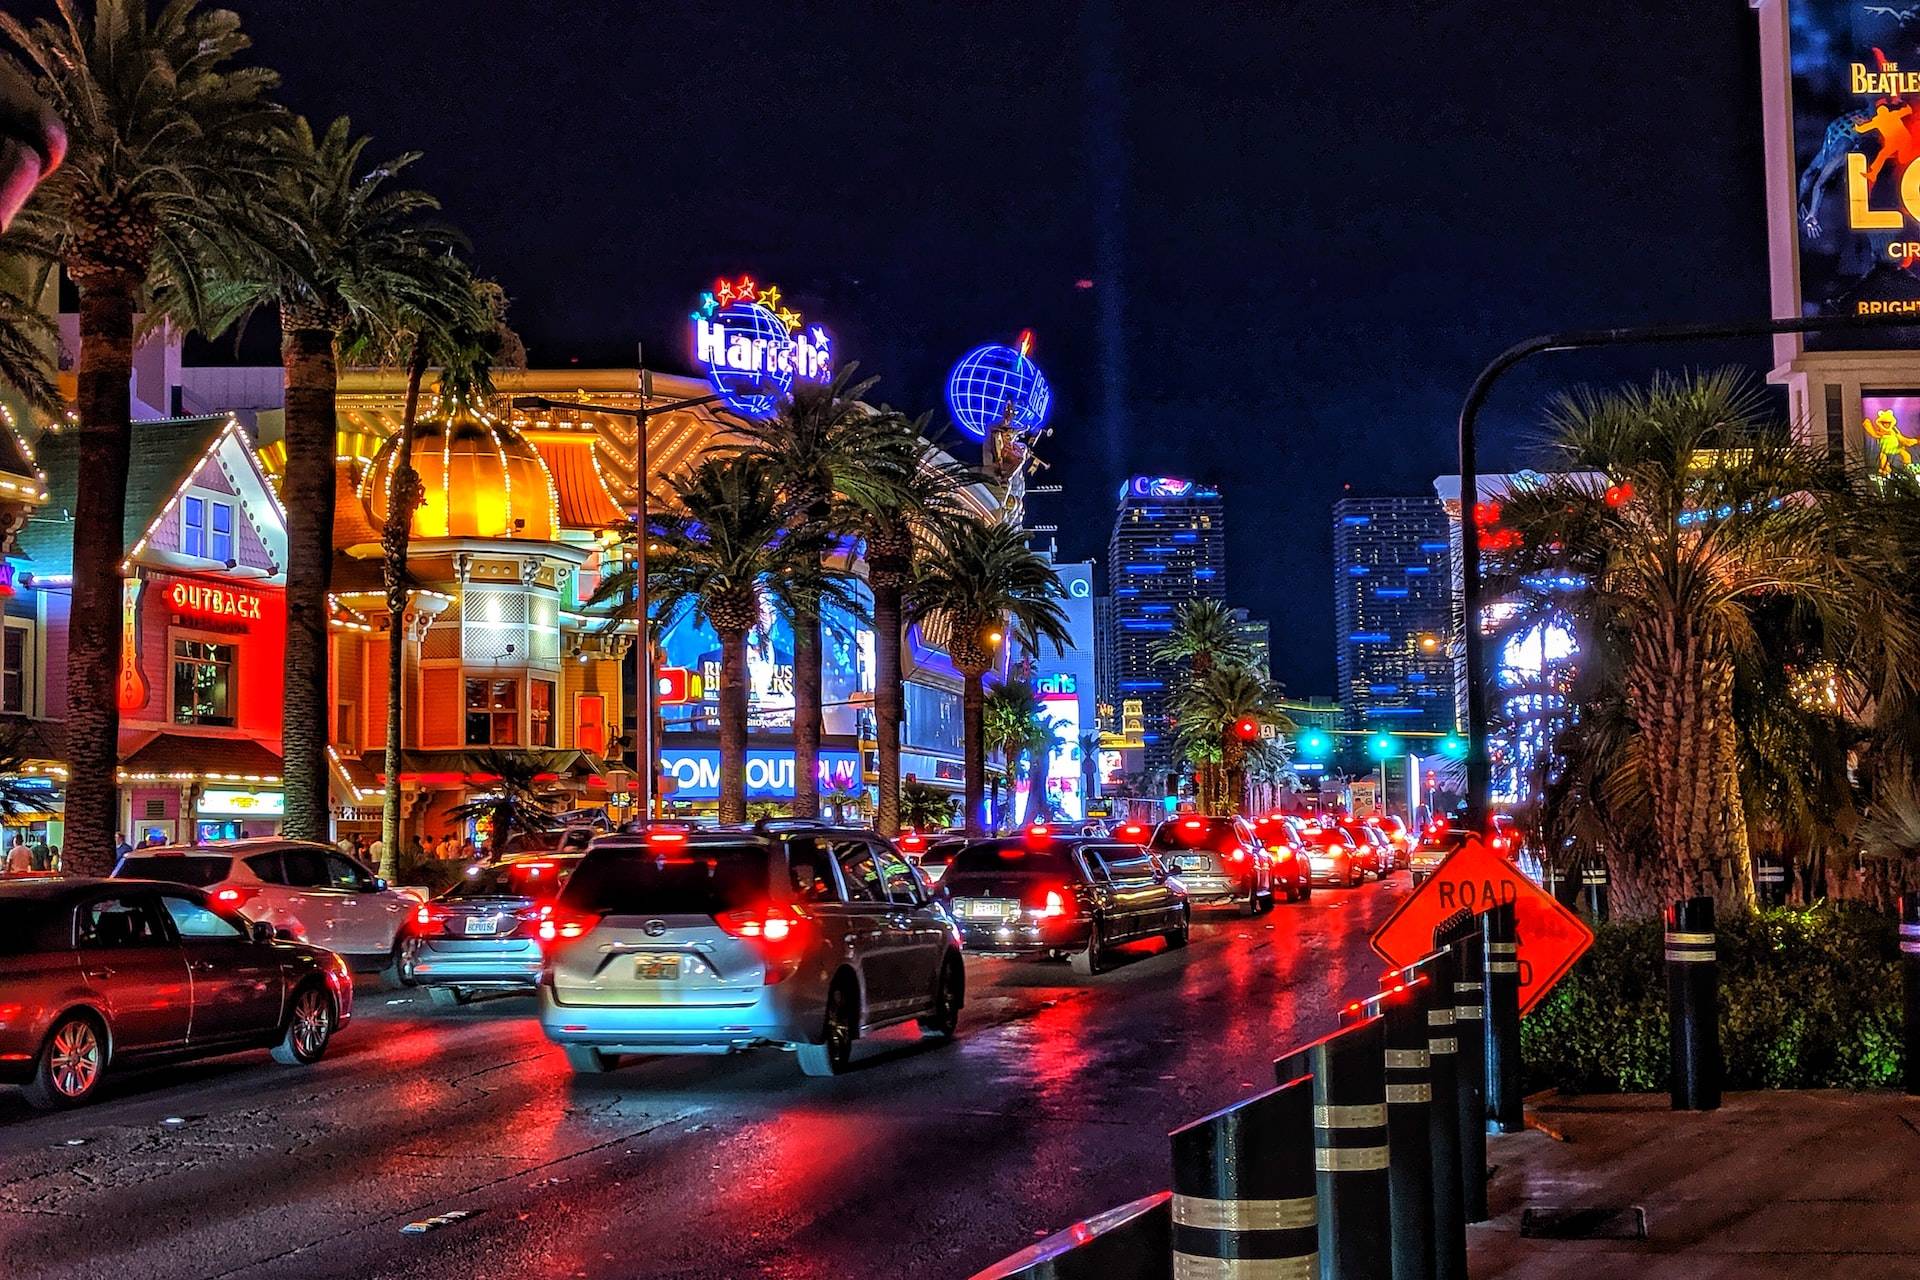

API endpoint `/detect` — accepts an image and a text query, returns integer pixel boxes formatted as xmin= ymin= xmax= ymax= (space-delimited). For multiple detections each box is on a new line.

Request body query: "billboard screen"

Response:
xmin=1860 ymin=391 xmax=1920 ymax=477
xmin=1791 ymin=3 xmax=1920 ymax=343
xmin=656 ymin=586 xmax=873 ymax=737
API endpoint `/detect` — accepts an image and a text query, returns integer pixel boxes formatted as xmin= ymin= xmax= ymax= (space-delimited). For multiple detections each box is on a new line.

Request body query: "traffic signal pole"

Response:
xmin=1456 ymin=311 xmax=1920 ymax=829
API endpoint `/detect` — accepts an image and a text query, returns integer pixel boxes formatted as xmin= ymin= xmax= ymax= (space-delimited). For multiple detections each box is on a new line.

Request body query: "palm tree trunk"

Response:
xmin=717 ymin=625 xmax=751 ymax=823
xmin=791 ymin=601 xmax=821 ymax=818
xmin=279 ymin=325 xmax=339 ymax=842
xmin=871 ymin=575 xmax=904 ymax=836
xmin=1628 ymin=617 xmax=1755 ymax=910
xmin=962 ymin=670 xmax=986 ymax=837
xmin=379 ymin=339 xmax=429 ymax=881
xmin=63 ymin=279 xmax=138 ymax=875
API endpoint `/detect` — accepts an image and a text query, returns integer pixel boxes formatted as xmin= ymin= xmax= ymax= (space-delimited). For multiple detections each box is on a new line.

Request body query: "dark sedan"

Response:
xmin=940 ymin=829 xmax=1189 ymax=975
xmin=0 ymin=878 xmax=354 ymax=1108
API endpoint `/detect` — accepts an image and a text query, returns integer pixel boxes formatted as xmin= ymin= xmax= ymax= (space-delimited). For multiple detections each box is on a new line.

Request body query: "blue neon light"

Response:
xmin=1124 ymin=563 xmax=1167 ymax=574
xmin=948 ymin=342 xmax=1052 ymax=441
xmin=1348 ymin=565 xmax=1370 ymax=576
xmin=1419 ymin=540 xmax=1449 ymax=552
xmin=1114 ymin=587 xmax=1140 ymax=596
xmin=1139 ymin=603 xmax=1173 ymax=614
xmin=1373 ymin=587 xmax=1409 ymax=598
xmin=1407 ymin=672 xmax=1427 ymax=683
xmin=1349 ymin=632 xmax=1390 ymax=643
xmin=1341 ymin=515 xmax=1372 ymax=525
xmin=1194 ymin=568 xmax=1217 ymax=579
xmin=1120 ymin=620 xmax=1174 ymax=632
xmin=1404 ymin=565 xmax=1431 ymax=575
xmin=1369 ymin=707 xmax=1423 ymax=717
xmin=1369 ymin=684 xmax=1400 ymax=694
xmin=1172 ymin=533 xmax=1199 ymax=543
xmin=1118 ymin=680 xmax=1165 ymax=690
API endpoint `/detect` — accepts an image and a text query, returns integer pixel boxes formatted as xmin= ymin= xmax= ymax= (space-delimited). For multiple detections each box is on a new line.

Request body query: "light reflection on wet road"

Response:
xmin=0 ymin=878 xmax=1410 ymax=1280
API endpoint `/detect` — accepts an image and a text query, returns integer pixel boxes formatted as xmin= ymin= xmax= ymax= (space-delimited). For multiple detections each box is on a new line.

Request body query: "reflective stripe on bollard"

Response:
xmin=1277 ymin=1016 xmax=1392 ymax=1280
xmin=1170 ymin=1077 xmax=1318 ymax=1280
xmin=1665 ymin=896 xmax=1721 ymax=1112
xmin=1481 ymin=903 xmax=1523 ymax=1134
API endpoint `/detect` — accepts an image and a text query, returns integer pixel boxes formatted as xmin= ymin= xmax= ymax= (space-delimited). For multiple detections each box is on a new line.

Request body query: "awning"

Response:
xmin=119 ymin=732 xmax=284 ymax=784
xmin=358 ymin=749 xmax=617 ymax=790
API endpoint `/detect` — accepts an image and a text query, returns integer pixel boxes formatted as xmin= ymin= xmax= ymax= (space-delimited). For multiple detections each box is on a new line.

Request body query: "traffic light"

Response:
xmin=1297 ymin=729 xmax=1332 ymax=759
xmin=1232 ymin=716 xmax=1261 ymax=741
xmin=1438 ymin=733 xmax=1468 ymax=760
xmin=1368 ymin=732 xmax=1399 ymax=761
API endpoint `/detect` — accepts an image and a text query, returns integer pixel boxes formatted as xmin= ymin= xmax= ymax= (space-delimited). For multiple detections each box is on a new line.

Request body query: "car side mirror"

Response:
xmin=370 ymin=877 xmax=389 ymax=893
xmin=249 ymin=920 xmax=275 ymax=945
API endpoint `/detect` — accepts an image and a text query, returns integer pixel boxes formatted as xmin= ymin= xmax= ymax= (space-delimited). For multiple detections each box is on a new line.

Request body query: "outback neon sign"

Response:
xmin=169 ymin=581 xmax=264 ymax=621
xmin=691 ymin=275 xmax=833 ymax=418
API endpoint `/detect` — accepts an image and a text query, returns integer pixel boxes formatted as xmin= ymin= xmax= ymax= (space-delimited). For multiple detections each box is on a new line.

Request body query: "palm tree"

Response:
xmin=1484 ymin=369 xmax=1920 ymax=909
xmin=445 ymin=749 xmax=558 ymax=854
xmin=632 ymin=453 xmax=842 ymax=823
xmin=838 ymin=418 xmax=973 ymax=835
xmin=910 ymin=517 xmax=1069 ymax=836
xmin=158 ymin=116 xmax=466 ymax=841
xmin=0 ymin=245 xmax=54 ymax=412
xmin=2 ymin=0 xmax=279 ymax=874
xmin=360 ymin=274 xmax=509 ymax=880
xmin=725 ymin=369 xmax=914 ymax=818
xmin=1152 ymin=599 xmax=1251 ymax=681
xmin=983 ymin=675 xmax=1042 ymax=831
xmin=1174 ymin=663 xmax=1289 ymax=816
xmin=899 ymin=778 xmax=957 ymax=832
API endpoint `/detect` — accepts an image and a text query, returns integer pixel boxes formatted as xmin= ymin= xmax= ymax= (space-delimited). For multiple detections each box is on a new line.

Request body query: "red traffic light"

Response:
xmin=1232 ymin=717 xmax=1261 ymax=741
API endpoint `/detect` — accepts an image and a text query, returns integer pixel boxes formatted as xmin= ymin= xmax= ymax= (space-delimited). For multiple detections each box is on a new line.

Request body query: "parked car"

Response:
xmin=403 ymin=852 xmax=584 ymax=1006
xmin=113 ymin=839 xmax=418 ymax=974
xmin=1298 ymin=822 xmax=1366 ymax=887
xmin=0 ymin=878 xmax=353 ymax=1108
xmin=1146 ymin=815 xmax=1276 ymax=912
xmin=1337 ymin=821 xmax=1390 ymax=879
xmin=1411 ymin=826 xmax=1472 ymax=886
xmin=940 ymin=830 xmax=1190 ymax=974
xmin=538 ymin=821 xmax=964 ymax=1078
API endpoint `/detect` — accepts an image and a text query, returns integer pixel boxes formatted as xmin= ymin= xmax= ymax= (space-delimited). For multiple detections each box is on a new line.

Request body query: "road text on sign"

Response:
xmin=1369 ymin=836 xmax=1594 ymax=1014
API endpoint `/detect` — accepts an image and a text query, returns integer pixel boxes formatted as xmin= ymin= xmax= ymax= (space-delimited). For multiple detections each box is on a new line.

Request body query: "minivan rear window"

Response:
xmin=559 ymin=844 xmax=771 ymax=915
xmin=114 ymin=854 xmax=231 ymax=887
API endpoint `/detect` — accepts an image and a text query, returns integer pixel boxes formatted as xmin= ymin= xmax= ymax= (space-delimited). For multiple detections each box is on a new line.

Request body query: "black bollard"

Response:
xmin=1481 ymin=902 xmax=1523 ymax=1134
xmin=1277 ymin=1016 xmax=1392 ymax=1280
xmin=1580 ymin=862 xmax=1610 ymax=922
xmin=1665 ymin=896 xmax=1721 ymax=1112
xmin=967 ymin=1191 xmax=1172 ymax=1280
xmin=1379 ymin=977 xmax=1436 ymax=1280
xmin=1754 ymin=857 xmax=1788 ymax=907
xmin=1903 ymin=895 xmax=1920 ymax=1098
xmin=1433 ymin=911 xmax=1488 ymax=1223
xmin=1170 ymin=1078 xmax=1318 ymax=1280
xmin=1419 ymin=948 xmax=1469 ymax=1280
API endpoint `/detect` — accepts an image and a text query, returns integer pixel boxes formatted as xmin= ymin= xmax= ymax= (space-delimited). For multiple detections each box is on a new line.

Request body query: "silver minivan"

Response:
xmin=538 ymin=824 xmax=964 ymax=1077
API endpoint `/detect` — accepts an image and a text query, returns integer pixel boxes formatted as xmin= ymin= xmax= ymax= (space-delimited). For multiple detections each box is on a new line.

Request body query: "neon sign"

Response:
xmin=947 ymin=331 xmax=1052 ymax=441
xmin=1035 ymin=673 xmax=1078 ymax=696
xmin=168 ymin=581 xmax=264 ymax=621
xmin=1127 ymin=476 xmax=1194 ymax=499
xmin=691 ymin=275 xmax=833 ymax=418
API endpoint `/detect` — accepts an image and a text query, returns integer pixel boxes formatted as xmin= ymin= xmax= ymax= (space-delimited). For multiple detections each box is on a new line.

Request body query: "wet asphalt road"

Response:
xmin=0 ymin=876 xmax=1410 ymax=1280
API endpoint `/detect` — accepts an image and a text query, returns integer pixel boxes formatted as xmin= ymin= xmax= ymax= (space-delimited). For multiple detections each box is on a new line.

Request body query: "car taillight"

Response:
xmin=1226 ymin=848 xmax=1246 ymax=863
xmin=537 ymin=909 xmax=595 ymax=944
xmin=214 ymin=885 xmax=253 ymax=910
xmin=1028 ymin=887 xmax=1070 ymax=918
xmin=715 ymin=905 xmax=810 ymax=982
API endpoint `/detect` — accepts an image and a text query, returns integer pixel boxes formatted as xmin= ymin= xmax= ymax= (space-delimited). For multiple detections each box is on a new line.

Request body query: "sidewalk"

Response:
xmin=1469 ymin=1091 xmax=1920 ymax=1279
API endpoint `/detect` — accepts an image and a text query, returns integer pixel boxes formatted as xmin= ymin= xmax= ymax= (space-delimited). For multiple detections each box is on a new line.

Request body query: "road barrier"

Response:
xmin=1169 ymin=1078 xmax=1318 ymax=1279
xmin=1665 ymin=896 xmax=1721 ymax=1112
xmin=970 ymin=908 xmax=1520 ymax=1279
xmin=1480 ymin=903 xmax=1523 ymax=1134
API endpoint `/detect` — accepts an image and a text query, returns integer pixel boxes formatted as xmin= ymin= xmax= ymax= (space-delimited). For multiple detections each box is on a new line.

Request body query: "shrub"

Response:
xmin=1520 ymin=904 xmax=1901 ymax=1092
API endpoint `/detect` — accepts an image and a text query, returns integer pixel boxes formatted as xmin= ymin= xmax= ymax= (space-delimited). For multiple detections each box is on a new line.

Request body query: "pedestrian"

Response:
xmin=459 ymin=837 xmax=477 ymax=863
xmin=114 ymin=832 xmax=133 ymax=859
xmin=45 ymin=844 xmax=59 ymax=872
xmin=408 ymin=833 xmax=426 ymax=864
xmin=436 ymin=834 xmax=455 ymax=860
xmin=4 ymin=840 xmax=30 ymax=875
xmin=28 ymin=834 xmax=49 ymax=871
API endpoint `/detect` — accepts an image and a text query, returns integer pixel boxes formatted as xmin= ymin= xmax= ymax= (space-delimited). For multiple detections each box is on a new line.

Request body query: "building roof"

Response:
xmin=333 ymin=462 xmax=383 ymax=548
xmin=17 ymin=416 xmax=230 ymax=574
xmin=525 ymin=433 xmax=628 ymax=528
xmin=120 ymin=731 xmax=284 ymax=781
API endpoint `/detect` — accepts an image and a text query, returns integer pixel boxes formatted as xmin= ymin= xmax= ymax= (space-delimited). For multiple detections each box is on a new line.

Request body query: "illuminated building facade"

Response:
xmin=1106 ymin=475 xmax=1226 ymax=776
xmin=1331 ymin=495 xmax=1455 ymax=734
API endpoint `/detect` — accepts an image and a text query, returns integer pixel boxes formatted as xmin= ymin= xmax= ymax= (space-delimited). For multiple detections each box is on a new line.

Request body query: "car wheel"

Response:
xmin=1298 ymin=880 xmax=1313 ymax=903
xmin=798 ymin=977 xmax=859 ymax=1076
xmin=427 ymin=986 xmax=472 ymax=1009
xmin=271 ymin=985 xmax=335 ymax=1066
xmin=918 ymin=955 xmax=964 ymax=1040
xmin=1164 ymin=907 xmax=1191 ymax=948
xmin=385 ymin=936 xmax=419 ymax=988
xmin=23 ymin=1012 xmax=107 ymax=1109
xmin=564 ymin=1045 xmax=619 ymax=1074
xmin=1347 ymin=862 xmax=1363 ymax=888
xmin=1070 ymin=920 xmax=1106 ymax=976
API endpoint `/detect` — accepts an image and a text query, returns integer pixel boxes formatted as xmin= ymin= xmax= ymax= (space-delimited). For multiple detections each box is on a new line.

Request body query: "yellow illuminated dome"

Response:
xmin=362 ymin=415 xmax=558 ymax=541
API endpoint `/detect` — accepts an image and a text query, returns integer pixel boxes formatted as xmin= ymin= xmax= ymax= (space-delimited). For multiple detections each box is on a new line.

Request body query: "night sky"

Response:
xmin=88 ymin=2 xmax=1780 ymax=693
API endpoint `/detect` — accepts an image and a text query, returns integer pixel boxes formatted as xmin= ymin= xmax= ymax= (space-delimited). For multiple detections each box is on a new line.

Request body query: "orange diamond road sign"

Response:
xmin=1370 ymin=837 xmax=1594 ymax=1014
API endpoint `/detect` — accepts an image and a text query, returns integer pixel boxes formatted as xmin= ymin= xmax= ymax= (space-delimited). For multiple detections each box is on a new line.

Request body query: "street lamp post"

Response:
xmin=1456 ymin=311 xmax=1918 ymax=830
xmin=511 ymin=388 xmax=727 ymax=821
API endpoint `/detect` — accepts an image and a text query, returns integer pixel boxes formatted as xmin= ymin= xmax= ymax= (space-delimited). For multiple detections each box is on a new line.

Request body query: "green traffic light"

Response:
xmin=1367 ymin=732 xmax=1399 ymax=761
xmin=1439 ymin=734 xmax=1468 ymax=760
xmin=1297 ymin=729 xmax=1331 ymax=759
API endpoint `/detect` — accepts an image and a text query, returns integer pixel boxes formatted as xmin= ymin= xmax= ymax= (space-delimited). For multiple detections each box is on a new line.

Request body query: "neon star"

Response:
xmin=810 ymin=325 xmax=830 ymax=348
xmin=778 ymin=307 xmax=802 ymax=330
xmin=714 ymin=279 xmax=735 ymax=306
xmin=697 ymin=291 xmax=718 ymax=316
xmin=756 ymin=284 xmax=782 ymax=312
xmin=734 ymin=276 xmax=757 ymax=304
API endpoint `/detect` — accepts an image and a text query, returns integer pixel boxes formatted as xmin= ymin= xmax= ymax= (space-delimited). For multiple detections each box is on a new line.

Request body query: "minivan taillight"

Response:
xmin=537 ymin=908 xmax=596 ymax=945
xmin=715 ymin=905 xmax=810 ymax=982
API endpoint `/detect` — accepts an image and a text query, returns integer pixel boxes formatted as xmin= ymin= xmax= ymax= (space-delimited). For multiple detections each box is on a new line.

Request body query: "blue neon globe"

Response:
xmin=704 ymin=302 xmax=795 ymax=418
xmin=946 ymin=343 xmax=1052 ymax=441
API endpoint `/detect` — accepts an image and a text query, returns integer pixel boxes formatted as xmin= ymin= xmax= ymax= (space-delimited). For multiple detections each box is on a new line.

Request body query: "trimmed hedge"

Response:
xmin=1521 ymin=905 xmax=1903 ymax=1092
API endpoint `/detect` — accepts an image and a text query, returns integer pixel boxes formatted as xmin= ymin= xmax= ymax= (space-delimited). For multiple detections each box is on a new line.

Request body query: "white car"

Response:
xmin=114 ymin=839 xmax=418 ymax=971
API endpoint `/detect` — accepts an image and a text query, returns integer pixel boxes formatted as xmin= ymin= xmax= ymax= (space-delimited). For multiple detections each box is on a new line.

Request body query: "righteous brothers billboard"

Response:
xmin=1790 ymin=1 xmax=1920 ymax=340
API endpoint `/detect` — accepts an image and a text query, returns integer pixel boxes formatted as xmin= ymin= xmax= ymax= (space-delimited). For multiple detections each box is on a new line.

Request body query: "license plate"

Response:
xmin=634 ymin=954 xmax=680 ymax=980
xmin=463 ymin=916 xmax=499 ymax=936
xmin=1174 ymin=856 xmax=1209 ymax=870
xmin=965 ymin=900 xmax=1010 ymax=920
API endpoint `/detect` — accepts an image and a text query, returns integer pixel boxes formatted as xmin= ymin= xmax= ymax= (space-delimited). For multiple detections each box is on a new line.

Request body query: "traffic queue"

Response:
xmin=0 ymin=810 xmax=1432 ymax=1109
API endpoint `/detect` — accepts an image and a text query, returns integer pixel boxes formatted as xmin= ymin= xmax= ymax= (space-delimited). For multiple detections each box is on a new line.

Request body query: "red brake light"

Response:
xmin=537 ymin=908 xmax=594 ymax=943
xmin=648 ymin=827 xmax=687 ymax=847
xmin=715 ymin=905 xmax=810 ymax=982
xmin=1181 ymin=819 xmax=1203 ymax=830
xmin=898 ymin=830 xmax=926 ymax=854
xmin=1029 ymin=887 xmax=1069 ymax=918
xmin=215 ymin=887 xmax=245 ymax=905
